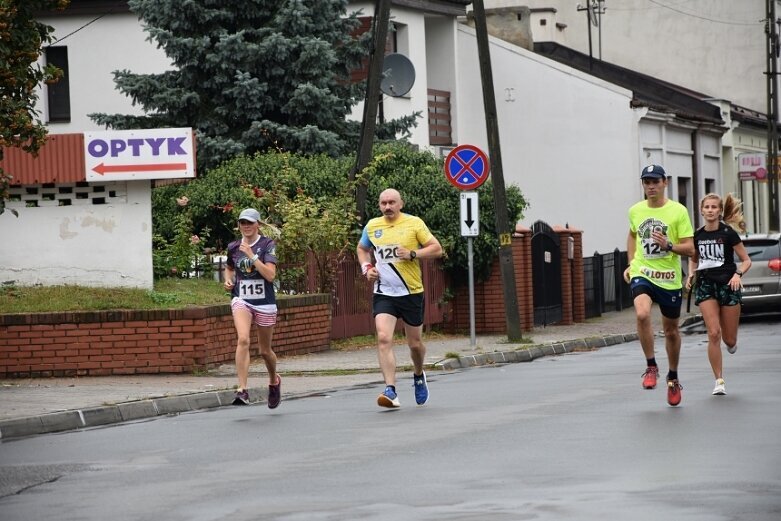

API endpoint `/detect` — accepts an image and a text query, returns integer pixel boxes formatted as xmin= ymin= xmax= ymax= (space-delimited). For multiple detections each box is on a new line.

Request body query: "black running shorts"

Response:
xmin=372 ymin=293 xmax=425 ymax=327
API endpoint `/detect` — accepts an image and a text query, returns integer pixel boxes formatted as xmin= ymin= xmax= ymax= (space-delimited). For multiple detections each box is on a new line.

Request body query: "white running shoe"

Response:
xmin=727 ymin=343 xmax=738 ymax=354
xmin=712 ymin=378 xmax=726 ymax=395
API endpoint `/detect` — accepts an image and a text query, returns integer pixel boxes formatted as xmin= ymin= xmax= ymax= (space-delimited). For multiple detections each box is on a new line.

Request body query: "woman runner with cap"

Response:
xmin=223 ymin=208 xmax=282 ymax=409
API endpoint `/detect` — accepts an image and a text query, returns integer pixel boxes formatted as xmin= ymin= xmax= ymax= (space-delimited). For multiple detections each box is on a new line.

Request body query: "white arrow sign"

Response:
xmin=460 ymin=192 xmax=479 ymax=237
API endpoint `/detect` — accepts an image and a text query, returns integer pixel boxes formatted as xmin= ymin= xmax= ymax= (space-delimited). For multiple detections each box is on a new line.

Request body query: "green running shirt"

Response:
xmin=628 ymin=199 xmax=693 ymax=290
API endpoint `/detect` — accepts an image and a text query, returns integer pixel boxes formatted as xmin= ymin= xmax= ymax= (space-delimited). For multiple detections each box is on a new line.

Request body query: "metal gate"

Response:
xmin=531 ymin=221 xmax=562 ymax=326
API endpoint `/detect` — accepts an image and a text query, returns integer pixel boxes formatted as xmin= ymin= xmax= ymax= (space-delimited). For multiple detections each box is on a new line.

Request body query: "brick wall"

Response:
xmin=447 ymin=229 xmax=535 ymax=333
xmin=0 ymin=294 xmax=331 ymax=378
xmin=446 ymin=225 xmax=584 ymax=334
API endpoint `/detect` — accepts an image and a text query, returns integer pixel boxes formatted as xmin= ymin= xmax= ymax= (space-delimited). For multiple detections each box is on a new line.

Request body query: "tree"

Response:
xmin=90 ymin=0 xmax=416 ymax=173
xmin=0 ymin=0 xmax=69 ymax=216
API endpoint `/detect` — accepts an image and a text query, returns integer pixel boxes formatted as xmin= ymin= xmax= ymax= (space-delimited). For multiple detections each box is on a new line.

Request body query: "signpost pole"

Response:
xmin=458 ymin=191 xmax=479 ymax=346
xmin=467 ymin=236 xmax=476 ymax=347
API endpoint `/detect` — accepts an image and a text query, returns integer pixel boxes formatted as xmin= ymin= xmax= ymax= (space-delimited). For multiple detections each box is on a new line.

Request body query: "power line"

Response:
xmin=44 ymin=9 xmax=118 ymax=47
xmin=611 ymin=0 xmax=762 ymax=26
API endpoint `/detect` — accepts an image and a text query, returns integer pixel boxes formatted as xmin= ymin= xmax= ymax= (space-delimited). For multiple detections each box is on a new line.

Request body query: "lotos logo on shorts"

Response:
xmin=640 ymin=267 xmax=676 ymax=280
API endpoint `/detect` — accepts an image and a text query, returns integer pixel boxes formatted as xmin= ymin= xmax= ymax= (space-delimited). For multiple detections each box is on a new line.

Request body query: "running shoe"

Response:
xmin=268 ymin=375 xmax=282 ymax=409
xmin=377 ymin=386 xmax=400 ymax=408
xmin=414 ymin=371 xmax=429 ymax=405
xmin=667 ymin=379 xmax=683 ymax=406
xmin=712 ymin=378 xmax=726 ymax=396
xmin=642 ymin=366 xmax=659 ymax=389
xmin=233 ymin=389 xmax=250 ymax=405
xmin=727 ymin=343 xmax=738 ymax=354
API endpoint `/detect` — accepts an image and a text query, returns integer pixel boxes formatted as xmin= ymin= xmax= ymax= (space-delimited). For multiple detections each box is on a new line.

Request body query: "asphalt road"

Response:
xmin=0 ymin=319 xmax=779 ymax=521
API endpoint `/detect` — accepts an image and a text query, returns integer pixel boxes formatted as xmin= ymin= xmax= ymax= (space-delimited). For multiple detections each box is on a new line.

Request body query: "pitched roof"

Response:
xmin=534 ymin=41 xmax=724 ymax=126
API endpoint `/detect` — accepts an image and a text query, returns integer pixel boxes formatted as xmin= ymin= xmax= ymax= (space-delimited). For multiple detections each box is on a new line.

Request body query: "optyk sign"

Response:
xmin=84 ymin=128 xmax=196 ymax=182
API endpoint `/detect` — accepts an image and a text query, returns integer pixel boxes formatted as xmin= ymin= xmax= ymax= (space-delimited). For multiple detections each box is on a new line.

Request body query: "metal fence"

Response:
xmin=583 ymin=249 xmax=632 ymax=319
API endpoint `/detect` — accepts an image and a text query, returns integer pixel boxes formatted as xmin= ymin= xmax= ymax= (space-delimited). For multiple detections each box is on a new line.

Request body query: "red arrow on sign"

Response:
xmin=92 ymin=162 xmax=188 ymax=175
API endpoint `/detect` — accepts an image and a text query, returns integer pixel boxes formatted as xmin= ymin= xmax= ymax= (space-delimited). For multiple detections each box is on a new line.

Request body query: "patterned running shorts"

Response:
xmin=694 ymin=277 xmax=742 ymax=307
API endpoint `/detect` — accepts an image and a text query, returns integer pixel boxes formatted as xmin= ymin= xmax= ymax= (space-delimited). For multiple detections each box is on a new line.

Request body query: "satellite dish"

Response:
xmin=380 ymin=53 xmax=415 ymax=97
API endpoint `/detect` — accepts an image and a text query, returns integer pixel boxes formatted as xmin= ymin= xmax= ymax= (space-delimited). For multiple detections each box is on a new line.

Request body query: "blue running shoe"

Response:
xmin=377 ymin=385 xmax=400 ymax=408
xmin=414 ymin=371 xmax=429 ymax=405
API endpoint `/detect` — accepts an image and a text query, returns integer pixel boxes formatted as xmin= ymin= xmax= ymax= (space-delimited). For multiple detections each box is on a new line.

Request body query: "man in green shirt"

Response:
xmin=624 ymin=165 xmax=694 ymax=407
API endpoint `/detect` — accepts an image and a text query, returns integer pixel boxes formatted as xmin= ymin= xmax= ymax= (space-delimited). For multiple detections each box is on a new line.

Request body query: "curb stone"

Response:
xmin=435 ymin=331 xmax=641 ymax=371
xmin=0 ymin=388 xmax=269 ymax=441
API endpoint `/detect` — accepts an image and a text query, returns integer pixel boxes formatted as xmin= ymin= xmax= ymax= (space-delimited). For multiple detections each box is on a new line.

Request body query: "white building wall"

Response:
xmin=6 ymin=13 xmax=170 ymax=289
xmin=349 ymin=4 xmax=434 ymax=147
xmin=37 ymin=12 xmax=172 ymax=132
xmin=0 ymin=181 xmax=154 ymax=288
xmin=484 ymin=0 xmax=768 ymax=114
xmin=638 ymin=114 xmax=723 ymax=228
xmin=456 ymin=25 xmax=637 ymax=254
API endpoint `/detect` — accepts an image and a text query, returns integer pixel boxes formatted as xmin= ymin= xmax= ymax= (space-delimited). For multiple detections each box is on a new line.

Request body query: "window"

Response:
xmin=677 ymin=177 xmax=689 ymax=209
xmin=45 ymin=46 xmax=71 ymax=123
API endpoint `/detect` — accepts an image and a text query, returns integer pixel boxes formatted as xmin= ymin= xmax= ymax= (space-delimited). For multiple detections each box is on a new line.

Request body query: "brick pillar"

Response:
xmin=571 ymin=231 xmax=585 ymax=323
xmin=513 ymin=225 xmax=534 ymax=331
xmin=552 ymin=226 xmax=585 ymax=325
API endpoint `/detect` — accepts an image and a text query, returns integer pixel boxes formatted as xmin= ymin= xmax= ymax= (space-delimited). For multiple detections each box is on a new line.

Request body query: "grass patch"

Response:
xmin=0 ymin=278 xmax=230 ymax=314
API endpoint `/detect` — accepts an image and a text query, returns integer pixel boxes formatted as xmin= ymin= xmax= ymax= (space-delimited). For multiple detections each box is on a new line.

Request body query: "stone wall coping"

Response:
xmin=0 ymin=293 xmax=330 ymax=326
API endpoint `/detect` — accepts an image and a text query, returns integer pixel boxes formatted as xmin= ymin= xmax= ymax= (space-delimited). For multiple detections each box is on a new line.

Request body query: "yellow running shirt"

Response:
xmin=628 ymin=199 xmax=693 ymax=290
xmin=359 ymin=213 xmax=433 ymax=296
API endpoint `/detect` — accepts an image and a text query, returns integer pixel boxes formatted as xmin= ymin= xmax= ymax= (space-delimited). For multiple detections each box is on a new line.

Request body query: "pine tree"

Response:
xmin=90 ymin=0 xmax=411 ymax=172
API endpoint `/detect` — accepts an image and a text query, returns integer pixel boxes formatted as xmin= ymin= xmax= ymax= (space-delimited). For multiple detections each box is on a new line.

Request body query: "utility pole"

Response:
xmin=472 ymin=0 xmax=522 ymax=341
xmin=577 ymin=2 xmax=594 ymax=70
xmin=350 ymin=0 xmax=390 ymax=223
xmin=767 ymin=0 xmax=781 ymax=232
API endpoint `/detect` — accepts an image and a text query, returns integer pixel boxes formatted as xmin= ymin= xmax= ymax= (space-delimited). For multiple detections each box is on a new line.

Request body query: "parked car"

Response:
xmin=738 ymin=233 xmax=781 ymax=313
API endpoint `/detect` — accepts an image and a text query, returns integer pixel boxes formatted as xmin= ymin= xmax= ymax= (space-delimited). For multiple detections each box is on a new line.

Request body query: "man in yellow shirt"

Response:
xmin=357 ymin=189 xmax=443 ymax=408
xmin=624 ymin=165 xmax=694 ymax=407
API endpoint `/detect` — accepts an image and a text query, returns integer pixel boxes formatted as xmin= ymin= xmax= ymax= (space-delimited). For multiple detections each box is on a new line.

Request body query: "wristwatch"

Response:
xmin=735 ymin=270 xmax=743 ymax=277
xmin=409 ymin=250 xmax=417 ymax=260
xmin=666 ymin=241 xmax=673 ymax=252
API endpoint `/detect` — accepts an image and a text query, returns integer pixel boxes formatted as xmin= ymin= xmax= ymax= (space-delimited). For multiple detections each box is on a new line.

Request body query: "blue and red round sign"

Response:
xmin=444 ymin=144 xmax=490 ymax=191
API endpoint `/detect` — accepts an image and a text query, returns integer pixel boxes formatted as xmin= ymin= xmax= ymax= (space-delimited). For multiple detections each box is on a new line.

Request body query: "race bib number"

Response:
xmin=375 ymin=244 xmax=402 ymax=264
xmin=641 ymin=238 xmax=667 ymax=259
xmin=238 ymin=279 xmax=266 ymax=300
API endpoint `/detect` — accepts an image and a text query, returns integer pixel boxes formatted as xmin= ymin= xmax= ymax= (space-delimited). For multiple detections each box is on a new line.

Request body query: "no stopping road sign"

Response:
xmin=444 ymin=144 xmax=490 ymax=190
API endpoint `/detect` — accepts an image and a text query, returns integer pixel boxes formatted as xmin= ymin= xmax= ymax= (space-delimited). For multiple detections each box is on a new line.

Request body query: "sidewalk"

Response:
xmin=0 ymin=308 xmax=699 ymax=440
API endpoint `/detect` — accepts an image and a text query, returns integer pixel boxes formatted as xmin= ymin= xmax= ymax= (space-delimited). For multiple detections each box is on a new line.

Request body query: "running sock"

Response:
xmin=646 ymin=357 xmax=657 ymax=367
xmin=667 ymin=370 xmax=678 ymax=381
